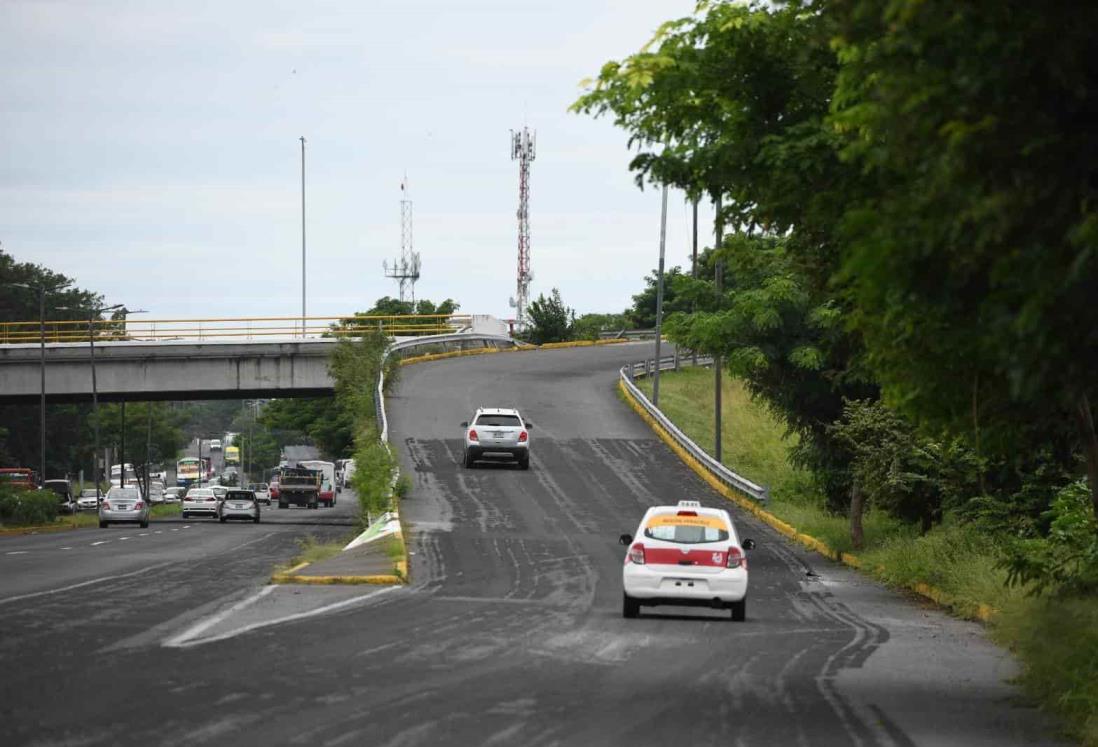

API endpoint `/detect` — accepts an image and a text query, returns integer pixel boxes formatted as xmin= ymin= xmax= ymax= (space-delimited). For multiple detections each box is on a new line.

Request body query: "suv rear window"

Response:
xmin=474 ymin=414 xmax=522 ymax=427
xmin=643 ymin=513 xmax=730 ymax=544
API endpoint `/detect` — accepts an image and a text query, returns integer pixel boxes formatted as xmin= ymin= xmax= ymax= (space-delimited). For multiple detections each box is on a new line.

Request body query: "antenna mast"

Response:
xmin=383 ymin=177 xmax=421 ymax=305
xmin=509 ymin=127 xmax=535 ymax=329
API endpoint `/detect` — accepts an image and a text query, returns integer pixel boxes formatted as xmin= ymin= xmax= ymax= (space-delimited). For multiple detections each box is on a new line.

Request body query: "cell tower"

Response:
xmin=383 ymin=178 xmax=421 ymax=305
xmin=509 ymin=127 xmax=535 ymax=329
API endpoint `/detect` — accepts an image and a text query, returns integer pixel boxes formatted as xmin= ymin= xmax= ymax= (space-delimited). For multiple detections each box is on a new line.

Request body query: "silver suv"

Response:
xmin=461 ymin=407 xmax=533 ymax=469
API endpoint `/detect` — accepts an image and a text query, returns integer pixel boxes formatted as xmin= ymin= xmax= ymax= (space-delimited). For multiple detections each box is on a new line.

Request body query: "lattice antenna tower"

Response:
xmin=383 ymin=177 xmax=421 ymax=305
xmin=509 ymin=127 xmax=536 ymax=329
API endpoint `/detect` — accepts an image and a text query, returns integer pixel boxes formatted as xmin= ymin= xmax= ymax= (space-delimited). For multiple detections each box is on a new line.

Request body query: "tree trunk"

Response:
xmin=1074 ymin=392 xmax=1098 ymax=525
xmin=850 ymin=478 xmax=865 ymax=550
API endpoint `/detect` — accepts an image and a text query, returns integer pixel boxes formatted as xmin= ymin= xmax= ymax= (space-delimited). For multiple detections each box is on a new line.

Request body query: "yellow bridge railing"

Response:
xmin=0 ymin=314 xmax=472 ymax=344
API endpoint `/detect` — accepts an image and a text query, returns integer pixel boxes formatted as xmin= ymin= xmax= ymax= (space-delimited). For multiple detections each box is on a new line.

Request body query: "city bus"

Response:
xmin=225 ymin=446 xmax=240 ymax=465
xmin=176 ymin=457 xmax=209 ymax=487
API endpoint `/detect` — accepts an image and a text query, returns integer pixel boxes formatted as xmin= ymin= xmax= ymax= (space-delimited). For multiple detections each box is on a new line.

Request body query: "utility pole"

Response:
xmin=713 ymin=195 xmax=724 ymax=463
xmin=691 ymin=198 xmax=699 ymax=366
xmin=119 ymin=399 xmax=125 ymax=487
xmin=145 ymin=402 xmax=153 ymax=498
xmin=300 ymin=136 xmax=307 ymax=338
xmin=652 ymin=184 xmax=669 ymax=408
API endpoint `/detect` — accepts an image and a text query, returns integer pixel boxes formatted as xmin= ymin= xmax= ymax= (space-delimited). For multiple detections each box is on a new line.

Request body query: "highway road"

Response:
xmin=0 ymin=344 xmax=1065 ymax=746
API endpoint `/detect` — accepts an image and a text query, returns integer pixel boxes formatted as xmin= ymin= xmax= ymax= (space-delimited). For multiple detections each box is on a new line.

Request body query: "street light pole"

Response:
xmin=300 ymin=135 xmax=307 ymax=338
xmin=86 ymin=304 xmax=122 ymax=505
xmin=713 ymin=195 xmax=724 ymax=463
xmin=652 ymin=183 xmax=669 ymax=408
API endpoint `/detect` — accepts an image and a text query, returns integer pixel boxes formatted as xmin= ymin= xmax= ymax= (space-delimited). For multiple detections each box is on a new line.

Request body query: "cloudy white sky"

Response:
xmin=1 ymin=0 xmax=715 ymax=321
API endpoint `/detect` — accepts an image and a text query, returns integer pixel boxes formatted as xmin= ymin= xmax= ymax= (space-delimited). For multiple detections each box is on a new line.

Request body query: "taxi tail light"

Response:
xmin=727 ymin=547 xmax=746 ymax=569
xmin=518 ymin=430 xmax=528 ymax=443
xmin=677 ymin=510 xmax=697 ymax=516
xmin=628 ymin=544 xmax=646 ymax=565
xmin=468 ymin=429 xmax=479 ymax=442
xmin=133 ymin=501 xmax=144 ymax=510
xmin=101 ymin=501 xmax=110 ymax=510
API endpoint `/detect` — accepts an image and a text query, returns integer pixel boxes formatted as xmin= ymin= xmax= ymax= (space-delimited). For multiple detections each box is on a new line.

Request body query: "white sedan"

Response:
xmin=620 ymin=500 xmax=756 ymax=621
xmin=182 ymin=488 xmax=218 ymax=519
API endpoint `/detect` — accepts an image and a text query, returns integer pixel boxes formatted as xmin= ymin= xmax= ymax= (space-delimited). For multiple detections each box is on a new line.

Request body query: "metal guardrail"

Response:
xmin=622 ymin=354 xmax=769 ymax=503
xmin=0 ymin=314 xmax=472 ymax=344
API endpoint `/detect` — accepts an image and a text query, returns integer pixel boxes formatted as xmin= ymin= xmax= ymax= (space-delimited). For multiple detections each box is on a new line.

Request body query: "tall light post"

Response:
xmin=84 ymin=304 xmax=122 ymax=505
xmin=300 ymin=135 xmax=307 ymax=338
xmin=652 ymin=184 xmax=669 ymax=408
xmin=4 ymin=282 xmax=49 ymax=486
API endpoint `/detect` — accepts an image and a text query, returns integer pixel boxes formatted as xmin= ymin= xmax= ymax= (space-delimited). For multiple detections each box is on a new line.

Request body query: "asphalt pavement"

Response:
xmin=0 ymin=344 xmax=1068 ymax=746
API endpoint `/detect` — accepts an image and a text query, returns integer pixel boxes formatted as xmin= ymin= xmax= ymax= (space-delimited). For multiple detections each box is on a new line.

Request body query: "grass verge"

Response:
xmin=636 ymin=366 xmax=1098 ymax=744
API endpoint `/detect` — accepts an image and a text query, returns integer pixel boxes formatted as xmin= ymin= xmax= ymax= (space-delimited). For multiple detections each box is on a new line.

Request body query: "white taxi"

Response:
xmin=620 ymin=500 xmax=756 ymax=621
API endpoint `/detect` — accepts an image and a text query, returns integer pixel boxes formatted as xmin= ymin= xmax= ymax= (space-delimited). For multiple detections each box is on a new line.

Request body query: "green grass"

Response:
xmin=637 ymin=367 xmax=1098 ymax=743
xmin=288 ymin=533 xmax=352 ymax=567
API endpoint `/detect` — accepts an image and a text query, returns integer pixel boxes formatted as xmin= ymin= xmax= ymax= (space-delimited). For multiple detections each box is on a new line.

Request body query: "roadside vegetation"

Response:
xmin=590 ymin=2 xmax=1098 ymax=740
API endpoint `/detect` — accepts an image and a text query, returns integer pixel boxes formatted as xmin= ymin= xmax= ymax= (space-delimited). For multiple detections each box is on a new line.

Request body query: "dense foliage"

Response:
xmin=574 ymin=0 xmax=1098 ymax=570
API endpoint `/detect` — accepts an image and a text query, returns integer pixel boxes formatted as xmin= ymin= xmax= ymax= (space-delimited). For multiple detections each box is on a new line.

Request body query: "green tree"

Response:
xmin=827 ymin=0 xmax=1098 ymax=521
xmin=523 ymin=289 xmax=574 ymax=344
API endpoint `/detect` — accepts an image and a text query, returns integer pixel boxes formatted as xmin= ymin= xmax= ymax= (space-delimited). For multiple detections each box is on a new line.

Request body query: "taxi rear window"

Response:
xmin=643 ymin=513 xmax=730 ymax=544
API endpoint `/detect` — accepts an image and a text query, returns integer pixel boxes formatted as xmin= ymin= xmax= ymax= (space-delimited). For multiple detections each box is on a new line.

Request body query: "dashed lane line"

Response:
xmin=119 ymin=537 xmax=130 ymax=541
xmin=90 ymin=541 xmax=110 ymax=546
xmin=0 ymin=561 xmax=174 ymax=606
xmin=5 ymin=551 xmax=28 ymax=556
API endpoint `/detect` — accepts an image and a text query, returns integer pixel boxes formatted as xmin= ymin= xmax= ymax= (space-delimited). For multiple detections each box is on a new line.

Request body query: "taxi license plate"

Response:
xmin=493 ymin=431 xmax=505 ymax=438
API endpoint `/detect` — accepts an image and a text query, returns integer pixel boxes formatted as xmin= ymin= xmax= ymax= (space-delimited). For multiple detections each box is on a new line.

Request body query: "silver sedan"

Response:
xmin=217 ymin=490 xmax=260 ymax=524
xmin=99 ymin=486 xmax=149 ymax=528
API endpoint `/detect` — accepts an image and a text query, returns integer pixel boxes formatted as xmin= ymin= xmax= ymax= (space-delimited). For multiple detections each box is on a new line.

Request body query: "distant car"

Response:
xmin=210 ymin=485 xmax=229 ymax=501
xmin=248 ymin=483 xmax=271 ymax=505
xmin=461 ymin=407 xmax=532 ymax=469
xmin=620 ymin=500 xmax=756 ymax=621
xmin=163 ymin=487 xmax=185 ymax=504
xmin=209 ymin=439 xmax=222 ymax=451
xmin=77 ymin=488 xmax=101 ymax=511
xmin=217 ymin=490 xmax=260 ymax=523
xmin=43 ymin=479 xmax=76 ymax=514
xmin=99 ymin=485 xmax=149 ymax=529
xmin=269 ymin=479 xmax=280 ymax=502
xmin=182 ymin=488 xmax=218 ymax=518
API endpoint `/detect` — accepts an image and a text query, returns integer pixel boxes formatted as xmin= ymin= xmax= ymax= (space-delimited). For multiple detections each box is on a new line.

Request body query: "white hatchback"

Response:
xmin=620 ymin=500 xmax=756 ymax=621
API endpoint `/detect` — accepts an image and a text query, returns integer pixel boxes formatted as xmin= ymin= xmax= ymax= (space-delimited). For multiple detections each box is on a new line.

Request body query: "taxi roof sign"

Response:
xmin=677 ymin=500 xmax=701 ymax=508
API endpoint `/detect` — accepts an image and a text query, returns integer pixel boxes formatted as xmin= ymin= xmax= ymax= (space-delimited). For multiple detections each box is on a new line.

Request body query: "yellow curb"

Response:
xmin=271 ymin=573 xmax=404 ymax=585
xmin=398 ymin=336 xmax=639 ymax=367
xmin=618 ymin=378 xmax=997 ymax=624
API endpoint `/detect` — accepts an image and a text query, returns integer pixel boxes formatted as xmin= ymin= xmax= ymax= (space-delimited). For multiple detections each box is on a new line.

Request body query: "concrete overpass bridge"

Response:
xmin=0 ymin=314 xmax=514 ymax=405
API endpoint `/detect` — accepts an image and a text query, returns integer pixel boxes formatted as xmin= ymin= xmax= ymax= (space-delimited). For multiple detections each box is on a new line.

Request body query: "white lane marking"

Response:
xmin=154 ymin=531 xmax=162 ymax=534
xmin=6 ymin=551 xmax=28 ymax=556
xmin=165 ymin=586 xmax=398 ymax=649
xmin=60 ymin=547 xmax=72 ymax=551
xmin=139 ymin=533 xmax=148 ymax=537
xmin=170 ymin=528 xmax=179 ymax=532
xmin=119 ymin=537 xmax=130 ymax=541
xmin=0 ymin=561 xmax=174 ymax=606
xmin=91 ymin=541 xmax=110 ymax=546
xmin=163 ymin=586 xmax=276 ymax=647
xmin=183 ymin=525 xmax=191 ymax=529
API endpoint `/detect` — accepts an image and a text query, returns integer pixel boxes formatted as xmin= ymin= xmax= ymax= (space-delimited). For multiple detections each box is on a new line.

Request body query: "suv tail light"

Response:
xmin=727 ymin=547 xmax=746 ymax=569
xmin=468 ymin=429 xmax=479 ymax=442
xmin=628 ymin=543 xmax=646 ymax=565
xmin=518 ymin=430 xmax=528 ymax=443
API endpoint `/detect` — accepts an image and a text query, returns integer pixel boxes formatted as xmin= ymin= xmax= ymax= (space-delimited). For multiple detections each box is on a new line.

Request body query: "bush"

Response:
xmin=0 ymin=486 xmax=59 ymax=526
xmin=352 ymin=434 xmax=396 ymax=522
xmin=1002 ymin=480 xmax=1098 ymax=596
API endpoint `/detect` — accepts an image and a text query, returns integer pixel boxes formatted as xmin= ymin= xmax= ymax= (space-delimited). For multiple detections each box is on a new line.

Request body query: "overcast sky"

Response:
xmin=1 ymin=0 xmax=715 ymax=322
